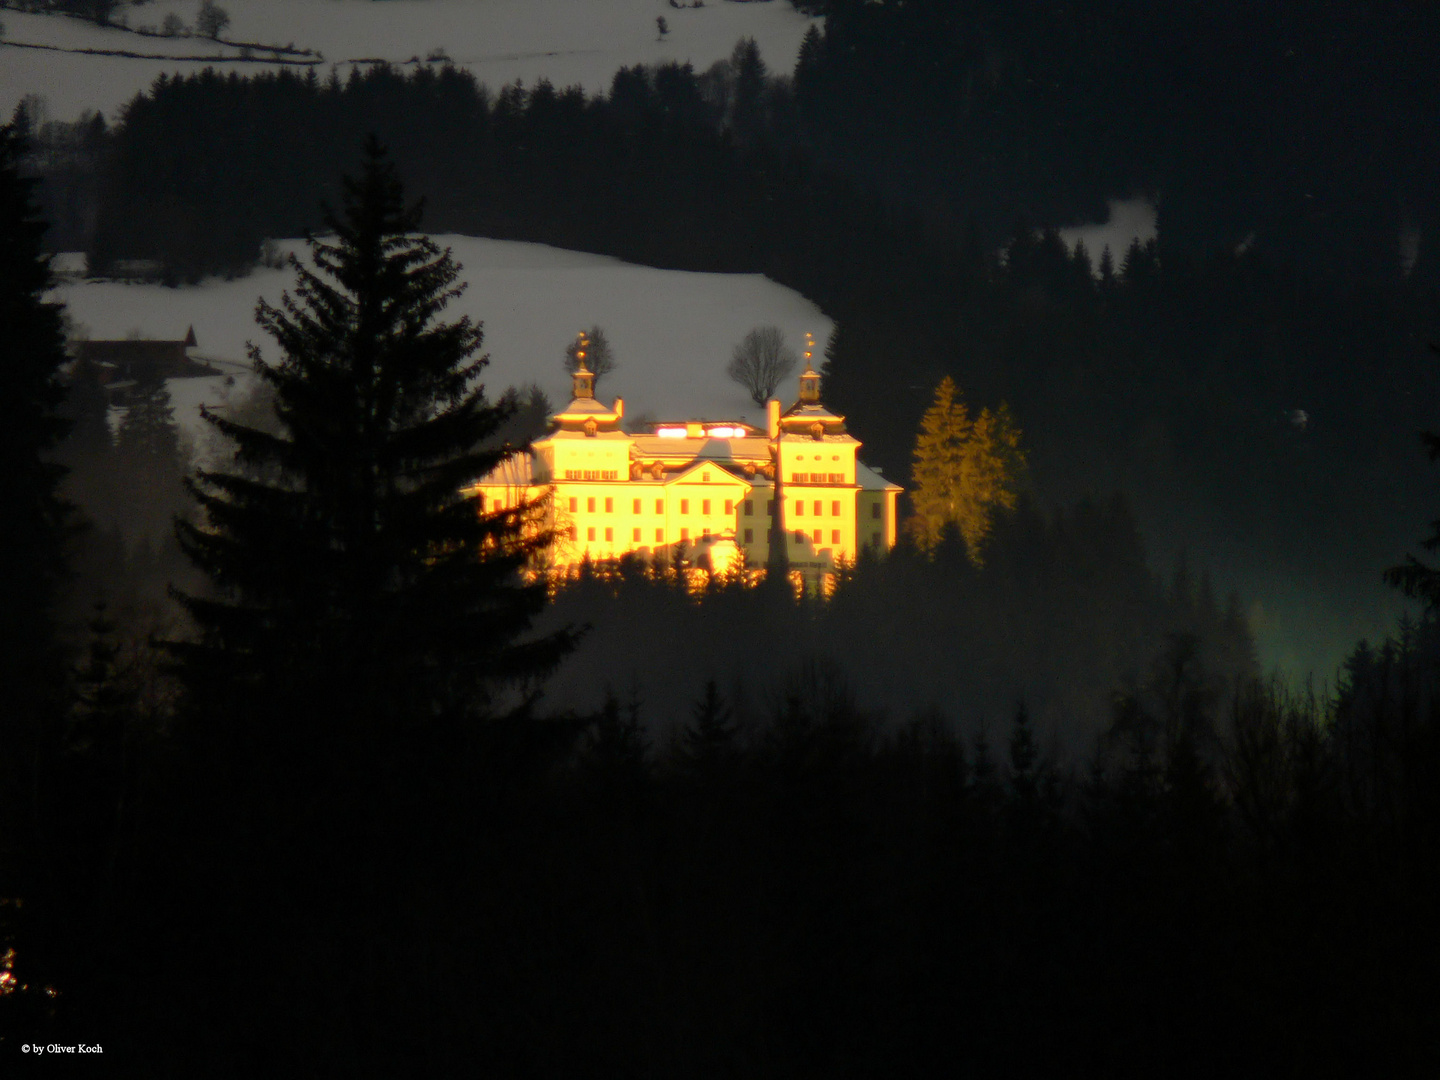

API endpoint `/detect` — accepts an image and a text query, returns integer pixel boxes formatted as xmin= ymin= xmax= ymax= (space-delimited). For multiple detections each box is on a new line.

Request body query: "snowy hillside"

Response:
xmin=54 ymin=235 xmax=833 ymax=449
xmin=2 ymin=0 xmax=820 ymax=122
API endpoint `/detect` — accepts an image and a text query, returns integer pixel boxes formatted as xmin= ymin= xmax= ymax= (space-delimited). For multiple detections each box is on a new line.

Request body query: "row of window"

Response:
xmin=569 ymin=526 xmax=731 ymax=544
xmin=792 ymin=500 xmax=846 ymax=517
xmin=562 ymin=495 xmax=882 ymax=520
xmin=566 ymin=525 xmax=883 ymax=549
xmin=789 ymin=472 xmax=848 ymax=484
xmin=568 ymin=496 xmax=750 ymax=516
xmin=562 ymin=469 xmax=620 ymax=481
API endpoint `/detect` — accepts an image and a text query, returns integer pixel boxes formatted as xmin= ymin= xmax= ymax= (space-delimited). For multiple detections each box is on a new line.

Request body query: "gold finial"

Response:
xmin=572 ymin=331 xmax=595 ymax=398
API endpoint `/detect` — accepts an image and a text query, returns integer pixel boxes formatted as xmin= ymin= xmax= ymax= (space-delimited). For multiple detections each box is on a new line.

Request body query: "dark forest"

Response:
xmin=6 ymin=0 xmax=1440 ymax=1072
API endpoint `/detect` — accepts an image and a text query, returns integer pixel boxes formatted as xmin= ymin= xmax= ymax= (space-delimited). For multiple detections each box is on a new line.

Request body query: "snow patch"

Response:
xmin=4 ymin=0 xmax=821 ymax=122
xmin=53 ymin=236 xmax=834 ymax=449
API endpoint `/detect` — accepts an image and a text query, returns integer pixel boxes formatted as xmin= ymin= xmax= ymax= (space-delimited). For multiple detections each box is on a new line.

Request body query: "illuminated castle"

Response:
xmin=469 ymin=346 xmax=901 ymax=578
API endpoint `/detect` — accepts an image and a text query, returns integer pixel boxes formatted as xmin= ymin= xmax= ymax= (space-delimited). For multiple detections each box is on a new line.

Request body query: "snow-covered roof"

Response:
xmin=856 ymin=461 xmax=902 ymax=492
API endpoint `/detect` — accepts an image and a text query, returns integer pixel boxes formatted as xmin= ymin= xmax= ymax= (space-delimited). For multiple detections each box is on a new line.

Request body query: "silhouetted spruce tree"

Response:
xmin=0 ymin=115 xmax=75 ymax=800
xmin=114 ymin=380 xmax=189 ymax=545
xmin=680 ymin=678 xmax=737 ymax=774
xmin=174 ymin=137 xmax=571 ymax=733
xmin=0 ymin=116 xmax=79 ymax=1039
xmin=729 ymin=37 xmax=768 ymax=147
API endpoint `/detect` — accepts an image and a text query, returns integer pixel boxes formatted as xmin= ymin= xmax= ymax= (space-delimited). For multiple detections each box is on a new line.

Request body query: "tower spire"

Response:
xmin=798 ymin=332 xmax=820 ymax=404
xmin=571 ymin=331 xmax=595 ymax=399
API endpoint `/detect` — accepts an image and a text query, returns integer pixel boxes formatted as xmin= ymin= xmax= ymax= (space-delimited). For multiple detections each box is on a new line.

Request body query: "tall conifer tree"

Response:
xmin=175 ymin=138 xmax=570 ymax=730
xmin=0 ymin=117 xmax=74 ymax=735
xmin=909 ymin=376 xmax=970 ymax=553
xmin=909 ymin=376 xmax=1025 ymax=565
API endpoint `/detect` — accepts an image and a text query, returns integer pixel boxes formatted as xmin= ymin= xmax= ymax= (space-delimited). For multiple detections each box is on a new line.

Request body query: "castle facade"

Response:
xmin=468 ymin=359 xmax=901 ymax=578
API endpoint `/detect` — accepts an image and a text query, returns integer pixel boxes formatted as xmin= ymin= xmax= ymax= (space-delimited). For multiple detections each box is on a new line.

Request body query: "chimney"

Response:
xmin=766 ymin=398 xmax=780 ymax=439
xmin=614 ymin=396 xmax=624 ymax=420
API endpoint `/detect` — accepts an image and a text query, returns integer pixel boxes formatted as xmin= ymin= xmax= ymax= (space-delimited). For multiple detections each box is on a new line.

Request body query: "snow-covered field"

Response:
xmin=2 ymin=0 xmax=819 ymax=123
xmin=54 ymin=235 xmax=833 ymax=450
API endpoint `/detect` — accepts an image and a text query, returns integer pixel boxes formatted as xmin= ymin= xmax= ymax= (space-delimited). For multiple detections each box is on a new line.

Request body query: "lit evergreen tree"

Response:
xmin=909 ymin=376 xmax=970 ymax=553
xmin=960 ymin=400 xmax=1025 ymax=559
xmin=174 ymin=137 xmax=571 ymax=729
xmin=909 ymin=376 xmax=1025 ymax=565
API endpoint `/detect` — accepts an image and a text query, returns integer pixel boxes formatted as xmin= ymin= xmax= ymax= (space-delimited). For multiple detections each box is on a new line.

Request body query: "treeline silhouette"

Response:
xmin=13 ymin=607 xmax=1440 ymax=1074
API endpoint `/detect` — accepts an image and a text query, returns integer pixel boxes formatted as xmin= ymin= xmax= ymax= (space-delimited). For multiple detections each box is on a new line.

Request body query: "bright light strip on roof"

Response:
xmin=705 ymin=426 xmax=748 ymax=438
xmin=655 ymin=426 xmax=688 ymax=438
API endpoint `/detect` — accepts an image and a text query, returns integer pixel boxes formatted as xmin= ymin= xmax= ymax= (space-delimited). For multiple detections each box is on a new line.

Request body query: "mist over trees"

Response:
xmin=534 ymin=495 xmax=1256 ymax=758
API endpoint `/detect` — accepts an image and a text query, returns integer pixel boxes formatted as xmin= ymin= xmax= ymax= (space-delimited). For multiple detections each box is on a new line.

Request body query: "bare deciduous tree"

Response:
xmin=196 ymin=0 xmax=230 ymax=41
xmin=564 ymin=325 xmax=617 ymax=388
xmin=727 ymin=325 xmax=797 ymax=406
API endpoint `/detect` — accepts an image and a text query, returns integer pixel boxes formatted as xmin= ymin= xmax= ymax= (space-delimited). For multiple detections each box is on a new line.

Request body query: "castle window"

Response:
xmin=605 ymin=497 xmax=613 ymax=513
xmin=681 ymin=528 xmax=689 ymax=541
xmin=791 ymin=472 xmax=802 ymax=483
xmin=587 ymin=527 xmax=596 ymax=541
xmin=605 ymin=528 xmax=613 ymax=541
xmin=703 ymin=472 xmax=710 ymax=482
xmin=569 ymin=497 xmax=577 ymax=512
xmin=872 ymin=532 xmax=881 ymax=547
xmin=831 ymin=501 xmax=841 ymax=516
xmin=744 ymin=528 xmax=753 ymax=543
xmin=656 ymin=499 xmax=664 ymax=514
xmin=702 ymin=499 xmax=711 ymax=515
xmin=795 ymin=500 xmax=804 ymax=516
xmin=569 ymin=526 xmax=577 ymax=541
xmin=681 ymin=499 xmax=690 ymax=514
xmin=633 ymin=528 xmax=641 ymax=542
xmin=831 ymin=530 xmax=841 ymax=544
xmin=766 ymin=499 xmax=774 ymax=514
xmin=633 ymin=498 xmax=642 ymax=514
xmin=703 ymin=528 xmax=711 ymax=540
xmin=812 ymin=501 xmax=822 ymax=516
xmin=656 ymin=528 xmax=664 ymax=542
xmin=871 ymin=503 xmax=881 ymax=519
xmin=813 ymin=529 xmax=822 ymax=544
xmin=744 ymin=500 xmax=753 ymax=516
xmin=725 ymin=500 xmax=733 ymax=515
xmin=587 ymin=497 xmax=596 ymax=513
